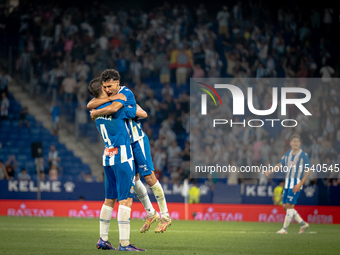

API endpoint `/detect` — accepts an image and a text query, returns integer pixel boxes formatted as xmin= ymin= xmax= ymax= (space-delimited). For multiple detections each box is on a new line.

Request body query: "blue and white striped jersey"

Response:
xmin=280 ymin=149 xmax=310 ymax=189
xmin=94 ymin=102 xmax=137 ymax=166
xmin=114 ymin=86 xmax=145 ymax=143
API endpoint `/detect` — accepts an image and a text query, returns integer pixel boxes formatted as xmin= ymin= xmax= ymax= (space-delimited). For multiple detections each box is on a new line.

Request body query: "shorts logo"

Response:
xmin=130 ymin=186 xmax=134 ymax=194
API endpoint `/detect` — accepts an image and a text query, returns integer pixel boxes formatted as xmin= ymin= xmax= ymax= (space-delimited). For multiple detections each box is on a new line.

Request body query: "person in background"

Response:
xmin=49 ymin=165 xmax=59 ymax=181
xmin=273 ymin=180 xmax=285 ymax=205
xmin=48 ymin=145 xmax=60 ymax=169
xmin=35 ymin=157 xmax=45 ymax=174
xmin=188 ymin=179 xmax=200 ymax=204
xmin=50 ymin=101 xmax=60 ymax=135
xmin=17 ymin=168 xmax=31 ymax=181
xmin=5 ymin=155 xmax=17 ymax=180
xmin=19 ymin=107 xmax=30 ymax=128
xmin=1 ymin=92 xmax=9 ymax=120
xmin=0 ymin=160 xmax=9 ymax=180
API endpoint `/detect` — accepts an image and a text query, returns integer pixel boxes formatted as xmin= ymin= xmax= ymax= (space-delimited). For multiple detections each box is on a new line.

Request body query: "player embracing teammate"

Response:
xmin=88 ymin=69 xmax=171 ymax=251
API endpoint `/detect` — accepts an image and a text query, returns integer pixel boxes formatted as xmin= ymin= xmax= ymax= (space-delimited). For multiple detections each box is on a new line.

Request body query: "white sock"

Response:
xmin=118 ymin=205 xmax=131 ymax=247
xmin=150 ymin=181 xmax=169 ymax=218
xmin=283 ymin=209 xmax=294 ymax=230
xmin=100 ymin=204 xmax=113 ymax=241
xmin=135 ymin=179 xmax=155 ymax=217
xmin=293 ymin=209 xmax=305 ymax=226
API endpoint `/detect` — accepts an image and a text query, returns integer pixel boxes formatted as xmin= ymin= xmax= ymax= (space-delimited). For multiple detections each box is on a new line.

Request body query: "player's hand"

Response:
xmin=265 ymin=171 xmax=271 ymax=177
xmin=110 ymin=93 xmax=126 ymax=101
xmin=292 ymin=184 xmax=301 ymax=193
xmin=90 ymin=110 xmax=97 ymax=121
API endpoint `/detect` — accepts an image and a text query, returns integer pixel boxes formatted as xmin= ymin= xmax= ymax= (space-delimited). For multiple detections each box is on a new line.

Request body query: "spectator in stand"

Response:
xmin=50 ymin=101 xmax=60 ymax=135
xmin=60 ymin=75 xmax=77 ymax=102
xmin=181 ymin=142 xmax=190 ymax=162
xmin=161 ymin=83 xmax=174 ymax=99
xmin=17 ymin=168 xmax=31 ymax=181
xmin=19 ymin=107 xmax=30 ymax=129
xmin=35 ymin=157 xmax=45 ymax=174
xmin=40 ymin=172 xmax=47 ymax=181
xmin=1 ymin=92 xmax=9 ymax=120
xmin=153 ymin=147 xmax=167 ymax=179
xmin=0 ymin=160 xmax=9 ymax=180
xmin=20 ymin=47 xmax=31 ymax=82
xmin=130 ymin=57 xmax=142 ymax=84
xmin=55 ymin=63 xmax=67 ymax=86
xmin=192 ymin=63 xmax=205 ymax=78
xmin=49 ymin=165 xmax=59 ymax=181
xmin=76 ymin=77 xmax=88 ymax=104
xmin=320 ymin=61 xmax=334 ymax=87
xmin=167 ymin=140 xmax=182 ymax=158
xmin=0 ymin=69 xmax=11 ymax=96
xmin=217 ymin=6 xmax=230 ymax=38
xmin=144 ymin=90 xmax=160 ymax=124
xmin=48 ymin=145 xmax=60 ymax=169
xmin=76 ymin=59 xmax=90 ymax=81
xmin=160 ymin=57 xmax=171 ymax=84
xmin=5 ymin=155 xmax=17 ymax=180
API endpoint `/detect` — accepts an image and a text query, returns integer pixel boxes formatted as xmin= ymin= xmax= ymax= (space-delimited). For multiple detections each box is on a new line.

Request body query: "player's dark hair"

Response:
xmin=88 ymin=77 xmax=102 ymax=98
xmin=100 ymin=69 xmax=120 ymax=83
xmin=290 ymin=134 xmax=301 ymax=142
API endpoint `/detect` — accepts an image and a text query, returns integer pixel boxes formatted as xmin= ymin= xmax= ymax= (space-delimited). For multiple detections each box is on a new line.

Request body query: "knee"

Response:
xmin=104 ymin=199 xmax=116 ymax=208
xmin=287 ymin=204 xmax=294 ymax=209
xmin=119 ymin=198 xmax=133 ymax=208
xmin=144 ymin=173 xmax=157 ymax=187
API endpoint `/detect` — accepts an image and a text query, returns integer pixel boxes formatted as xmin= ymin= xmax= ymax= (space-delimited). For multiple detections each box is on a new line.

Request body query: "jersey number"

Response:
xmin=100 ymin=124 xmax=112 ymax=146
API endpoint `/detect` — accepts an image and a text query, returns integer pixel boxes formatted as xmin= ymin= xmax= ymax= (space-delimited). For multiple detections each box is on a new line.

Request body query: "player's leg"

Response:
xmin=276 ymin=188 xmax=289 ymax=234
xmin=97 ymin=166 xmax=117 ymax=250
xmin=144 ymin=172 xmax=171 ymax=233
xmin=132 ymin=138 xmax=160 ymax=232
xmin=135 ymin=172 xmax=160 ymax=233
xmin=277 ymin=189 xmax=307 ymax=234
xmin=136 ymin=136 xmax=171 ymax=232
xmin=287 ymin=191 xmax=309 ymax=234
xmin=115 ymin=159 xmax=146 ymax=251
xmin=134 ymin=167 xmax=156 ymax=217
xmin=294 ymin=209 xmax=309 ymax=234
xmin=281 ymin=203 xmax=295 ymax=233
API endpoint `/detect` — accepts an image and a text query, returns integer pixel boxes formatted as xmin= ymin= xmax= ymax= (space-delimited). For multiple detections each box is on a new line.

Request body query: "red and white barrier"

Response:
xmin=0 ymin=200 xmax=339 ymax=224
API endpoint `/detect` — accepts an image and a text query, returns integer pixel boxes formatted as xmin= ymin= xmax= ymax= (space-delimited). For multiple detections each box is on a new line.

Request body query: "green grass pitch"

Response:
xmin=0 ymin=216 xmax=339 ymax=255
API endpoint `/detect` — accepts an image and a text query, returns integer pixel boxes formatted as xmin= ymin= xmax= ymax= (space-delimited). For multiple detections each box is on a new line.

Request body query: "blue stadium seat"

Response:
xmin=2 ymin=93 xmax=93 ymax=181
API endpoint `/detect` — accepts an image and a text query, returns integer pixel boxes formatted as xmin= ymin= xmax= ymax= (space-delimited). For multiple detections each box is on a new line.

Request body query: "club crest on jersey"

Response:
xmin=130 ymin=186 xmax=134 ymax=193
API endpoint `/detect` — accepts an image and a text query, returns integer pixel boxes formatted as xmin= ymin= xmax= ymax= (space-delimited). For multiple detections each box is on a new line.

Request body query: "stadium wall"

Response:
xmin=1 ymin=180 xmax=339 ymax=205
xmin=1 ymin=200 xmax=339 ymax=224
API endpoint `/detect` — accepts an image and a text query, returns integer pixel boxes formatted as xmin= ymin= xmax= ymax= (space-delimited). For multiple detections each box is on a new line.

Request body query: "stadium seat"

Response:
xmin=1 ymin=93 xmax=92 ymax=181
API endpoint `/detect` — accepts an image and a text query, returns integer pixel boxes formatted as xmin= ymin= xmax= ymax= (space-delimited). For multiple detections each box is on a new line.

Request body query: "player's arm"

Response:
xmin=292 ymin=167 xmax=311 ymax=193
xmin=124 ymin=104 xmax=147 ymax=119
xmin=90 ymin=101 xmax=124 ymax=121
xmin=265 ymin=163 xmax=282 ymax=177
xmin=135 ymin=104 xmax=147 ymax=119
xmin=87 ymin=93 xmax=127 ymax=109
